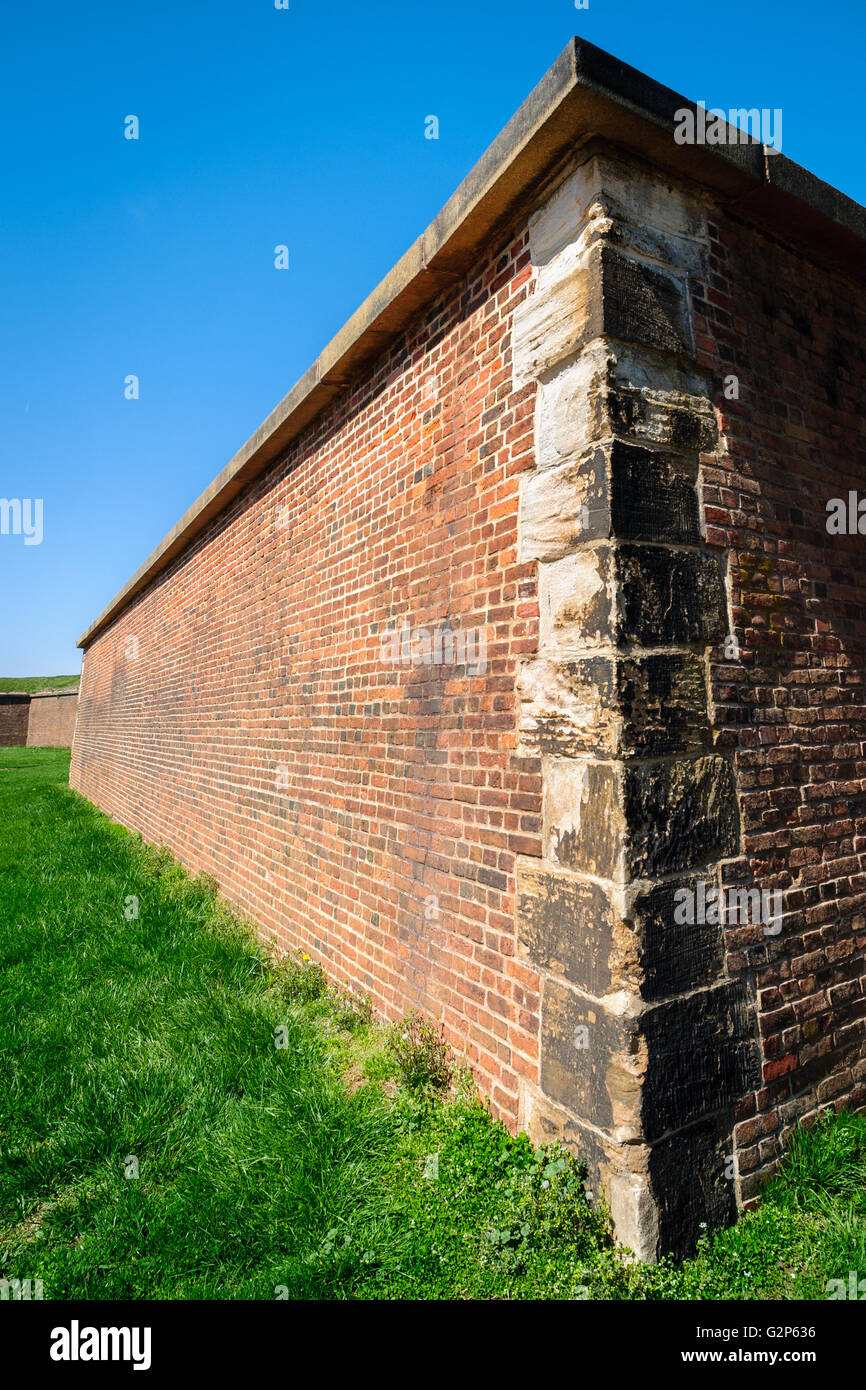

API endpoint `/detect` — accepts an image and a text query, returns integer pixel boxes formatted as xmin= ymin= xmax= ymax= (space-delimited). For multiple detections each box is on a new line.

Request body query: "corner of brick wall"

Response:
xmin=511 ymin=145 xmax=762 ymax=1260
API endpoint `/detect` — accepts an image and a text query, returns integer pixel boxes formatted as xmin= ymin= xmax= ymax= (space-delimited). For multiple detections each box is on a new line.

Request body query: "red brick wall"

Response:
xmin=27 ymin=692 xmax=78 ymax=748
xmin=0 ymin=695 xmax=31 ymax=747
xmin=70 ymin=150 xmax=866 ymax=1189
xmin=70 ymin=228 xmax=542 ymax=1124
xmin=699 ymin=212 xmax=866 ymax=1196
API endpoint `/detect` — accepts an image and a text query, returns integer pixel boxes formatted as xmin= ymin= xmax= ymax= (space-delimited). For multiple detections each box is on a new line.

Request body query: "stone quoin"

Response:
xmin=70 ymin=39 xmax=866 ymax=1259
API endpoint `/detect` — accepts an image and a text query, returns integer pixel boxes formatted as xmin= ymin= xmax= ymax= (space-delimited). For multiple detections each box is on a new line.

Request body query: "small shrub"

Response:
xmin=327 ymin=986 xmax=373 ymax=1033
xmin=386 ymin=1010 xmax=454 ymax=1092
xmin=274 ymin=949 xmax=328 ymax=1004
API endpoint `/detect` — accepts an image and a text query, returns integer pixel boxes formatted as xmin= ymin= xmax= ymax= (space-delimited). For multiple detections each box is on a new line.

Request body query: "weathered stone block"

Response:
xmin=519 ymin=656 xmax=620 ymax=759
xmin=545 ymin=754 xmax=740 ymax=880
xmin=608 ymin=377 xmax=718 ymax=452
xmin=512 ymin=257 xmax=596 ymax=385
xmin=540 ymin=977 xmax=758 ymax=1145
xmin=519 ymin=449 xmax=607 ymax=563
xmin=517 ymin=863 xmax=727 ymax=1004
xmin=523 ymin=1083 xmax=620 ymax=1190
xmin=538 ymin=546 xmax=616 ymax=653
xmin=520 ymin=441 xmax=700 ymax=562
xmin=533 ymin=345 xmax=611 ymax=470
xmin=518 ymin=651 xmax=710 ymax=758
xmin=532 ymin=343 xmax=717 ymax=472
xmin=513 ymin=243 xmax=691 ymax=385
xmin=527 ymin=150 xmax=707 ymax=277
xmin=540 ymin=976 xmax=642 ymax=1132
xmin=544 ymin=757 xmax=625 ymax=880
xmin=526 ymin=1086 xmax=740 ymax=1262
xmin=539 ymin=544 xmax=726 ymax=653
xmin=516 ymin=861 xmax=629 ymax=996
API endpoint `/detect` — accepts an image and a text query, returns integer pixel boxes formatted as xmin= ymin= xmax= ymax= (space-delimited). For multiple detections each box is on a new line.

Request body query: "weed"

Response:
xmin=385 ymin=1010 xmax=454 ymax=1093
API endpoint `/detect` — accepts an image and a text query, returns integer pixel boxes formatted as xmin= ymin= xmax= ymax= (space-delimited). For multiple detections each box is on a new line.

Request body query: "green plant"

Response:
xmin=768 ymin=1109 xmax=866 ymax=1211
xmin=385 ymin=1009 xmax=454 ymax=1092
xmin=273 ymin=948 xmax=328 ymax=1004
xmin=326 ymin=986 xmax=373 ymax=1033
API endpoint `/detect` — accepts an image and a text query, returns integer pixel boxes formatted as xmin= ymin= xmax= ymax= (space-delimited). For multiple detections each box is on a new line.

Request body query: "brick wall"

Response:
xmin=699 ymin=208 xmax=866 ymax=1199
xmin=26 ymin=691 xmax=78 ymax=748
xmin=0 ymin=695 xmax=31 ymax=747
xmin=69 ymin=58 xmax=866 ymax=1258
xmin=71 ymin=227 xmax=543 ymax=1126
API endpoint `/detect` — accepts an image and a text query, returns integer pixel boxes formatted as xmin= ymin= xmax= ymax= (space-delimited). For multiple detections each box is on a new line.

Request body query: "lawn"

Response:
xmin=0 ymin=675 xmax=79 ymax=694
xmin=0 ymin=746 xmax=863 ymax=1300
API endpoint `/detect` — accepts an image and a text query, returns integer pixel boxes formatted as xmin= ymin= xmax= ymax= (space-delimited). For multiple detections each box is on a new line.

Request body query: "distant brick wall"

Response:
xmin=0 ymin=695 xmax=31 ymax=747
xmin=26 ymin=691 xmax=78 ymax=748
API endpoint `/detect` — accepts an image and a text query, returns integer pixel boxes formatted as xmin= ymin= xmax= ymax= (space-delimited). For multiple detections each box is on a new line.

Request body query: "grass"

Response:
xmin=0 ymin=746 xmax=863 ymax=1300
xmin=0 ymin=675 xmax=79 ymax=694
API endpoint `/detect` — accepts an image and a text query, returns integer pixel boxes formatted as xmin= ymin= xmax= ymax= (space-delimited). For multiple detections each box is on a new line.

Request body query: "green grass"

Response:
xmin=0 ymin=675 xmax=79 ymax=694
xmin=1 ymin=746 xmax=863 ymax=1300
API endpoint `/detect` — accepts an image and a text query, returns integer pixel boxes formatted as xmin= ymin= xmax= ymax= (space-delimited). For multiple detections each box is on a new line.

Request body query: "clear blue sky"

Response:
xmin=2 ymin=0 xmax=863 ymax=677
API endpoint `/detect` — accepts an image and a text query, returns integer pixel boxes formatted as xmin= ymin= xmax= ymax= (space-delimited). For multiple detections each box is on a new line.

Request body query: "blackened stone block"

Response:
xmin=615 ymin=652 xmax=709 ymax=755
xmin=599 ymin=244 xmax=692 ymax=357
xmin=630 ymin=876 xmax=726 ymax=1000
xmin=615 ymin=544 xmax=726 ymax=646
xmin=608 ymin=379 xmax=718 ymax=452
xmin=641 ymin=982 xmax=760 ymax=1141
xmin=516 ymin=862 xmax=625 ymax=996
xmin=649 ymin=1112 xmax=739 ymax=1260
xmin=539 ymin=544 xmax=726 ymax=655
xmin=546 ymin=754 xmax=740 ymax=880
xmin=623 ymin=754 xmax=740 ymax=878
xmin=609 ymin=441 xmax=700 ymax=544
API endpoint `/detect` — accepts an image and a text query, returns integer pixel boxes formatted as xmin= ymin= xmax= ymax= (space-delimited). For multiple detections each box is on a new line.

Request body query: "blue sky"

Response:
xmin=2 ymin=0 xmax=863 ymax=676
